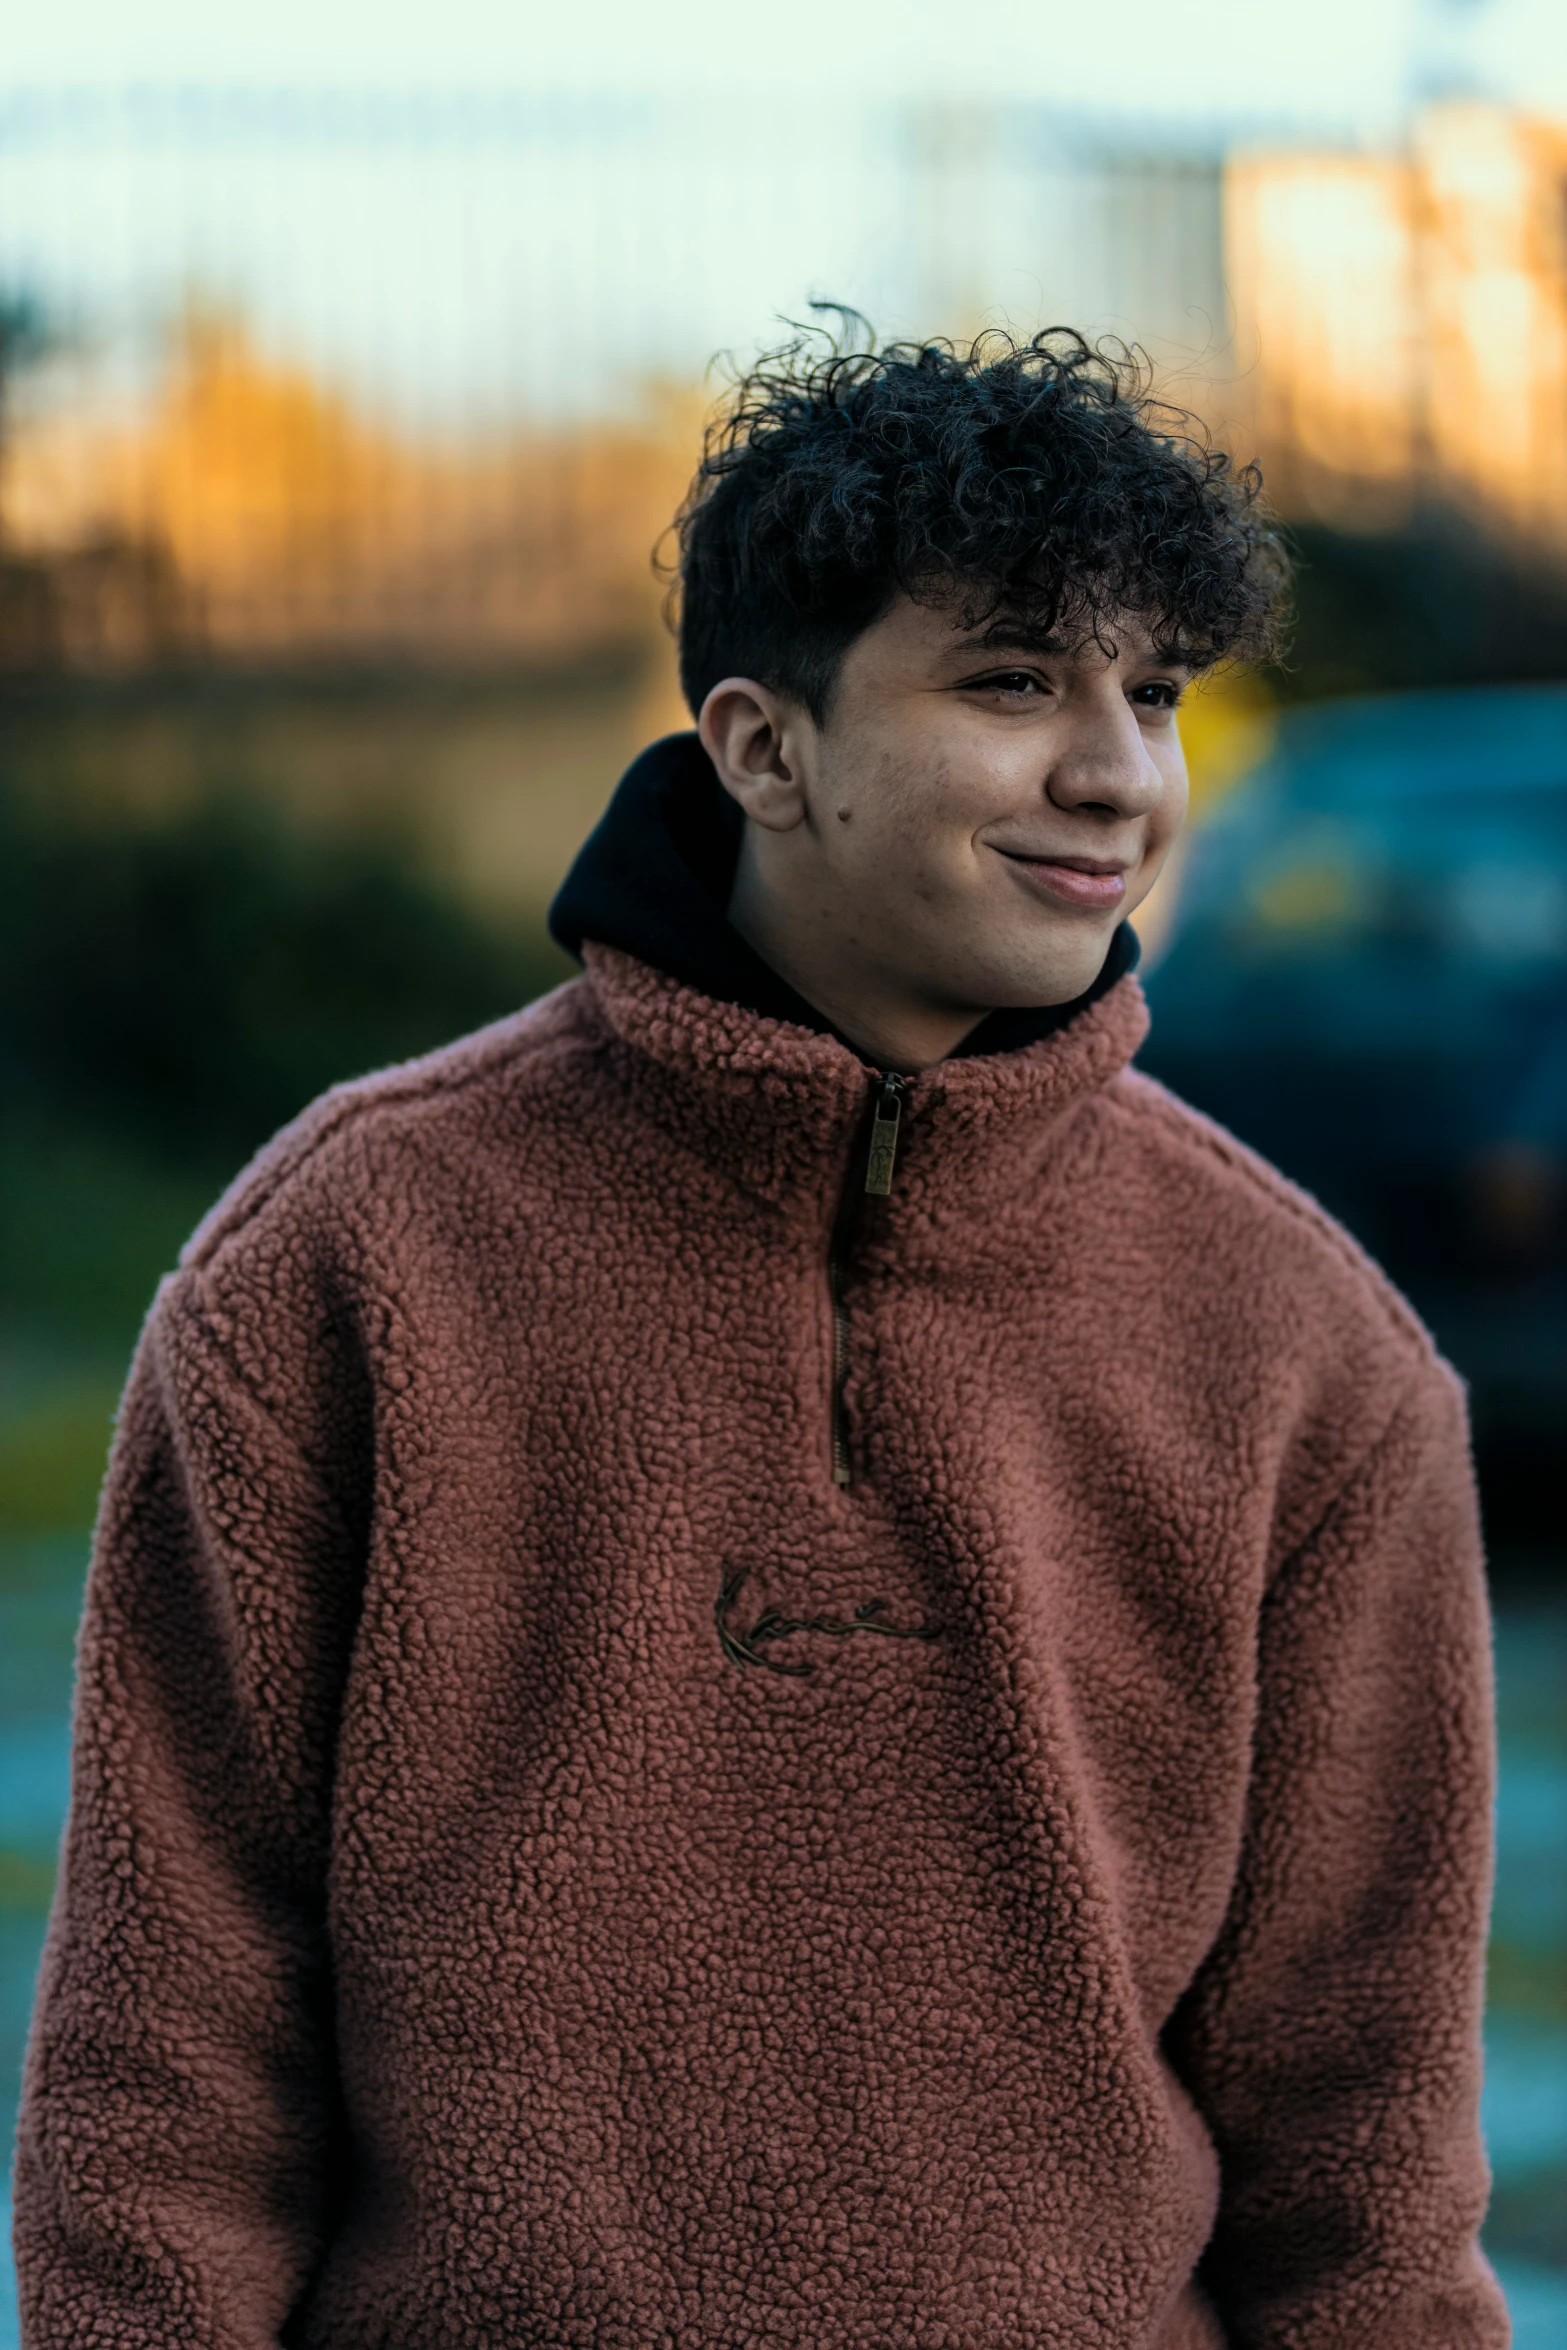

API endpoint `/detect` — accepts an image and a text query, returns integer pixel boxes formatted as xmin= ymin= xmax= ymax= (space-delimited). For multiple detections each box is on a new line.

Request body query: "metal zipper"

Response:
xmin=828 ymin=1071 xmax=909 ymax=1488
xmin=829 ymin=1262 xmax=853 ymax=1488
xmin=864 ymin=1072 xmax=907 ymax=1196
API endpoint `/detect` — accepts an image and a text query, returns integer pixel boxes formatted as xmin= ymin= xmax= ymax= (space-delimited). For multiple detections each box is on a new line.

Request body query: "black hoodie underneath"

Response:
xmin=548 ymin=731 xmax=1140 ymax=1071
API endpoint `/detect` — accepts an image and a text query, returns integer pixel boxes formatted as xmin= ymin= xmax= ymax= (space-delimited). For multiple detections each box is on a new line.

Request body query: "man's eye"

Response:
xmin=1131 ymin=680 xmax=1183 ymax=710
xmin=974 ymin=670 xmax=1045 ymax=697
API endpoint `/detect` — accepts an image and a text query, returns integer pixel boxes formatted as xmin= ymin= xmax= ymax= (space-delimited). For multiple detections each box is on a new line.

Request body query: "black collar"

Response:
xmin=548 ymin=731 xmax=1140 ymax=1069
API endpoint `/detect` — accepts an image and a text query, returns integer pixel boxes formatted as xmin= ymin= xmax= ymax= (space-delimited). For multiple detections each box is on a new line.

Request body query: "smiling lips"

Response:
xmin=995 ymin=848 xmax=1130 ymax=910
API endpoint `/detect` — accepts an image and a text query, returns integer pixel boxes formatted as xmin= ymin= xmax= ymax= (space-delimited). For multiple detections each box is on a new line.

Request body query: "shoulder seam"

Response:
xmin=1268 ymin=1356 xmax=1466 ymax=1588
xmin=150 ymin=1270 xmax=362 ymax=1541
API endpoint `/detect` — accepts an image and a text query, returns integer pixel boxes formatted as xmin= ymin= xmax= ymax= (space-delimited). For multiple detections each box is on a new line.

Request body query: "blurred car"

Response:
xmin=1140 ymin=684 xmax=1567 ymax=1466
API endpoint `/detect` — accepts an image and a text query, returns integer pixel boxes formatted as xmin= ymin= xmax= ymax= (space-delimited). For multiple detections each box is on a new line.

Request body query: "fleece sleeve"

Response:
xmin=1166 ymin=1362 xmax=1509 ymax=2350
xmin=11 ymin=1272 xmax=364 ymax=2350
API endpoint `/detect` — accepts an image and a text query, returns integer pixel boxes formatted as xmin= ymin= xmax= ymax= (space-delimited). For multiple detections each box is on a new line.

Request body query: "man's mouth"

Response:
xmin=994 ymin=849 xmax=1130 ymax=910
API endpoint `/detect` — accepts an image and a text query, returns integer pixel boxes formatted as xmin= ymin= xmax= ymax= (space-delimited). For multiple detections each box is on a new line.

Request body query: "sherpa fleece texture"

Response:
xmin=15 ymin=949 xmax=1505 ymax=2350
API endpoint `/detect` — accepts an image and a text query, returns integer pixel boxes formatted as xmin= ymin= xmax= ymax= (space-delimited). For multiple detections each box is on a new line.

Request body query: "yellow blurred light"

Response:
xmin=1225 ymin=102 xmax=1567 ymax=548
xmin=2 ymin=314 xmax=701 ymax=669
xmin=1177 ymin=668 xmax=1278 ymax=814
xmin=1252 ymin=858 xmax=1365 ymax=932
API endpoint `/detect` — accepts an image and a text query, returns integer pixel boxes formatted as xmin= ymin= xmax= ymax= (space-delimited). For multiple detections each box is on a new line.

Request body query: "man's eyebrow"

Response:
xmin=950 ymin=621 xmax=1197 ymax=671
xmin=947 ymin=623 xmax=1071 ymax=659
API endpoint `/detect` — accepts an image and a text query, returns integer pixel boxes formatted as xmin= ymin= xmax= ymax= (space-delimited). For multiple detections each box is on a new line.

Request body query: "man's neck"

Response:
xmin=725 ymin=843 xmax=988 ymax=1072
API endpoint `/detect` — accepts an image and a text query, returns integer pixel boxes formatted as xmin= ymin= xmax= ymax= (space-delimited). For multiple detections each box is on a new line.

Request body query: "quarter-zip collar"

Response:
xmin=549 ymin=729 xmax=1141 ymax=1072
xmin=581 ymin=938 xmax=1148 ymax=1483
xmin=578 ymin=940 xmax=1151 ymax=1250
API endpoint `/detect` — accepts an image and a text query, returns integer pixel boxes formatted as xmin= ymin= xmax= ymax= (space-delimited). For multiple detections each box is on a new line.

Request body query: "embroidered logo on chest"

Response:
xmin=715 ymin=1563 xmax=944 ymax=1678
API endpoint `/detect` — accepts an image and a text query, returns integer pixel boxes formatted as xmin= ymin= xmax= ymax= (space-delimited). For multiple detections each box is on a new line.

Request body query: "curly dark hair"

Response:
xmin=673 ymin=313 xmax=1289 ymax=722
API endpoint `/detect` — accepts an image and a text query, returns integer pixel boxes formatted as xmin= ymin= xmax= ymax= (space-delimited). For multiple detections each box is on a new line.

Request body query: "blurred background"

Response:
xmin=1 ymin=1 xmax=1565 ymax=2341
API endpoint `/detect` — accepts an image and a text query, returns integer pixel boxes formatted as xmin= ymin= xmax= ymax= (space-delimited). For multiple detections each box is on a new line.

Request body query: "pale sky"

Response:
xmin=1 ymin=0 xmax=1563 ymax=131
xmin=4 ymin=0 xmax=1565 ymax=429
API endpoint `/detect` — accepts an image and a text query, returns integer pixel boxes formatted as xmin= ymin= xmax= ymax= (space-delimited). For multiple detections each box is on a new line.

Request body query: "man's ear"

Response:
xmin=698 ymin=678 xmax=811 ymax=832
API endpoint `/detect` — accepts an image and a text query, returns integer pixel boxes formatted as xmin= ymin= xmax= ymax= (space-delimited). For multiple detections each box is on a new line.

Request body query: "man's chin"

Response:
xmin=964 ymin=943 xmax=1118 ymax=1013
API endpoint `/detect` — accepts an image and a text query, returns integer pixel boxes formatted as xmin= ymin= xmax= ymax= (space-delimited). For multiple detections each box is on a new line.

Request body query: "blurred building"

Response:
xmin=1227 ymin=102 xmax=1567 ymax=545
xmin=2 ymin=90 xmax=1566 ymax=677
xmin=906 ymin=107 xmax=1230 ymax=392
xmin=0 ymin=91 xmax=1235 ymax=676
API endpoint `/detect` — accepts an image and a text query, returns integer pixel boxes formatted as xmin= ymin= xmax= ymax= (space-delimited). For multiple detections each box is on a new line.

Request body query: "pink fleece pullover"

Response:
xmin=14 ymin=948 xmax=1506 ymax=2348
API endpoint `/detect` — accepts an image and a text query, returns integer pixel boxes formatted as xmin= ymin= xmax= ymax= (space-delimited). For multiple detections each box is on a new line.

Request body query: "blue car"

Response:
xmin=1140 ymin=685 xmax=1567 ymax=1456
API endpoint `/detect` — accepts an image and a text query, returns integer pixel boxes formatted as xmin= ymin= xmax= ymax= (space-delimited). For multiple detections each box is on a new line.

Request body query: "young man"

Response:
xmin=15 ymin=328 xmax=1506 ymax=2348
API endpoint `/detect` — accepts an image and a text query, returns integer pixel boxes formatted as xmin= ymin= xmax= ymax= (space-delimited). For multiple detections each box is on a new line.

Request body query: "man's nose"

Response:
xmin=1045 ymin=700 xmax=1162 ymax=818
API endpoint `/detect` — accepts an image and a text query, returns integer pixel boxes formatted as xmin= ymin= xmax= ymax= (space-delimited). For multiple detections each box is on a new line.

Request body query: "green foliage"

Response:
xmin=0 ymin=1107 xmax=215 ymax=1344
xmin=0 ymin=788 xmax=568 ymax=1172
xmin=0 ymin=1848 xmax=56 ymax=1917
xmin=0 ymin=1528 xmax=90 ymax=1600
xmin=1280 ymin=516 xmax=1567 ymax=703
xmin=1488 ymin=1938 xmax=1567 ymax=2027
xmin=0 ymin=287 xmax=54 ymax=404
xmin=0 ymin=1375 xmax=120 ymax=1532
xmin=0 ymin=771 xmax=571 ymax=1361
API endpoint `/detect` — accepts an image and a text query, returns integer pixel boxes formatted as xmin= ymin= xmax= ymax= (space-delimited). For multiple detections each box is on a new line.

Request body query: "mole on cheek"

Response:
xmin=836 ymin=808 xmax=852 ymax=823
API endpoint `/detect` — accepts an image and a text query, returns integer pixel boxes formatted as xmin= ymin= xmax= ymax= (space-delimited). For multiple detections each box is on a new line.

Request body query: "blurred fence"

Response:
xmin=2 ymin=90 xmax=1566 ymax=679
xmin=0 ymin=89 xmax=1236 ymax=674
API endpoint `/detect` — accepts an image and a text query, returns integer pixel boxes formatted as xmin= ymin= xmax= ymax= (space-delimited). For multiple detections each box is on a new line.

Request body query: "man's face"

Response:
xmin=739 ymin=590 xmax=1190 ymax=1037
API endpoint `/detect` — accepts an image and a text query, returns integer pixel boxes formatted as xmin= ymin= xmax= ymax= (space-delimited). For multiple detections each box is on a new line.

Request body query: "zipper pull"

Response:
xmin=864 ymin=1073 xmax=908 ymax=1197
